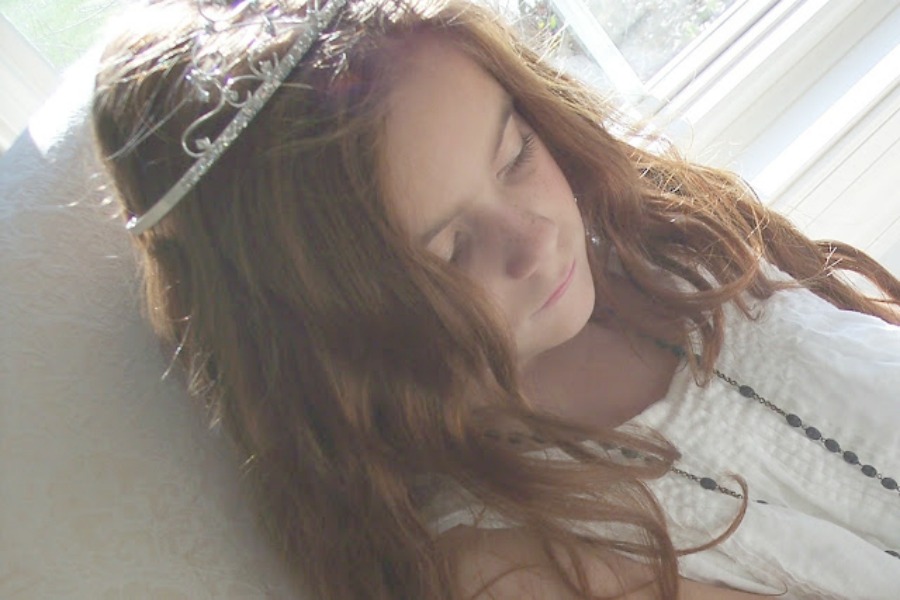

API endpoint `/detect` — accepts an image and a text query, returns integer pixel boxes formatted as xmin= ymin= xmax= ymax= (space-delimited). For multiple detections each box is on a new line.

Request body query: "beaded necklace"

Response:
xmin=489 ymin=338 xmax=900 ymax=560
xmin=649 ymin=339 xmax=900 ymax=560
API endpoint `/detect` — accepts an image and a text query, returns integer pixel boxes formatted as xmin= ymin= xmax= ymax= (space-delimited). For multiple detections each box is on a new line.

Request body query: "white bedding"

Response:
xmin=0 ymin=55 xmax=298 ymax=599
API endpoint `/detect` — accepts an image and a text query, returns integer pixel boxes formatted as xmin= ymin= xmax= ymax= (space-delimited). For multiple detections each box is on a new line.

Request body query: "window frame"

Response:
xmin=0 ymin=13 xmax=58 ymax=152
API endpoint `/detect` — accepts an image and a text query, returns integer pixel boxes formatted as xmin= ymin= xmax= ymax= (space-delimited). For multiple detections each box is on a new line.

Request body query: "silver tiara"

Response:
xmin=126 ymin=0 xmax=348 ymax=234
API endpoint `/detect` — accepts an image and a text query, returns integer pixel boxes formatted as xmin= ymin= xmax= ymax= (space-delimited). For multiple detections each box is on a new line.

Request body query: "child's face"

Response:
xmin=383 ymin=38 xmax=595 ymax=366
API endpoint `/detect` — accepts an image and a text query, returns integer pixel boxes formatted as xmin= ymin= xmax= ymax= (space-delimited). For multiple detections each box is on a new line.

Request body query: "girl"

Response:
xmin=92 ymin=0 xmax=900 ymax=597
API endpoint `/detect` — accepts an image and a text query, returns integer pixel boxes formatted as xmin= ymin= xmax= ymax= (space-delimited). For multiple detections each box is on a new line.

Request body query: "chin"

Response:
xmin=560 ymin=292 xmax=595 ymax=343
xmin=521 ymin=285 xmax=595 ymax=365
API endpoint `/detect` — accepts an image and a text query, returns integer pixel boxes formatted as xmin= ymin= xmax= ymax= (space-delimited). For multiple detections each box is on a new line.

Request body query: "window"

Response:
xmin=514 ymin=0 xmax=897 ymax=183
xmin=508 ymin=0 xmax=772 ymax=109
xmin=0 ymin=0 xmax=123 ymax=151
xmin=0 ymin=0 xmax=123 ymax=70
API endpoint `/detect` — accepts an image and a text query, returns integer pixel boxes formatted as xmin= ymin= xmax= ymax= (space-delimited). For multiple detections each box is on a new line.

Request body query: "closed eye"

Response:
xmin=503 ymin=133 xmax=536 ymax=178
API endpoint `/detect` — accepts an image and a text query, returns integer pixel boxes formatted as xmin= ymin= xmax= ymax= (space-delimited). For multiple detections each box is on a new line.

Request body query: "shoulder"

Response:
xmin=438 ymin=525 xmax=769 ymax=600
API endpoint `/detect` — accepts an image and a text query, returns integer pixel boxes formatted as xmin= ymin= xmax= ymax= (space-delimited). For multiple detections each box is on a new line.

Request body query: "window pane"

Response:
xmin=585 ymin=0 xmax=739 ymax=82
xmin=0 ymin=0 xmax=125 ymax=71
xmin=509 ymin=0 xmax=743 ymax=95
xmin=506 ymin=0 xmax=615 ymax=91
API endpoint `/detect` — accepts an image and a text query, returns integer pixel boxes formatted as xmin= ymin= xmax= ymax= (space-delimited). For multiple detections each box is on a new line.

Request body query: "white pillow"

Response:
xmin=0 ymin=55 xmax=299 ymax=599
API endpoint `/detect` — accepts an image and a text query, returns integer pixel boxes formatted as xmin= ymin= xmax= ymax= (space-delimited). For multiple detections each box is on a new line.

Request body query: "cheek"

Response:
xmin=537 ymin=160 xmax=581 ymax=237
xmin=535 ymin=143 xmax=574 ymax=201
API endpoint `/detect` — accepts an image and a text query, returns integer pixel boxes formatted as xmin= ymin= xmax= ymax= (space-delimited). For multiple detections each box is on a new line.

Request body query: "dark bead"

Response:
xmin=738 ymin=385 xmax=755 ymax=398
xmin=805 ymin=427 xmax=822 ymax=441
xmin=756 ymin=499 xmax=768 ymax=505
xmin=861 ymin=465 xmax=878 ymax=477
xmin=620 ymin=448 xmax=639 ymax=459
xmin=882 ymin=477 xmax=898 ymax=490
xmin=887 ymin=550 xmax=900 ymax=559
xmin=824 ymin=438 xmax=841 ymax=453
xmin=786 ymin=414 xmax=802 ymax=427
xmin=699 ymin=477 xmax=717 ymax=490
xmin=843 ymin=451 xmax=859 ymax=465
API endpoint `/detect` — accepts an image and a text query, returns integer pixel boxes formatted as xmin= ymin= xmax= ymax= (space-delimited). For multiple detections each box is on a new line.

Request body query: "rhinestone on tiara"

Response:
xmin=125 ymin=0 xmax=348 ymax=235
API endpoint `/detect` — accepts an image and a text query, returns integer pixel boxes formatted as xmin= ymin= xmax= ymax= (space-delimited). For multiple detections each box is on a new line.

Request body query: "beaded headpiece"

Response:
xmin=126 ymin=0 xmax=348 ymax=234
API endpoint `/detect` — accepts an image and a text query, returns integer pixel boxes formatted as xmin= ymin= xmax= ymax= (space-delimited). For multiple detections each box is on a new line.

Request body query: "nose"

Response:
xmin=493 ymin=205 xmax=557 ymax=280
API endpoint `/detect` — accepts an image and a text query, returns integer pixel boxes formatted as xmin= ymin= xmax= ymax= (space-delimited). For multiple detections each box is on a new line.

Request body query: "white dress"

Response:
xmin=430 ymin=278 xmax=900 ymax=599
xmin=630 ymin=278 xmax=900 ymax=599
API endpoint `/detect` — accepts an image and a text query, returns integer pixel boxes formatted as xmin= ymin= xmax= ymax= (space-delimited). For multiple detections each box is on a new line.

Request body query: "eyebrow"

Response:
xmin=419 ymin=97 xmax=515 ymax=245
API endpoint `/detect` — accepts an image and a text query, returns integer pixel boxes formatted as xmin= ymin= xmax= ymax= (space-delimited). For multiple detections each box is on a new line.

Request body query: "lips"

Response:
xmin=540 ymin=259 xmax=576 ymax=311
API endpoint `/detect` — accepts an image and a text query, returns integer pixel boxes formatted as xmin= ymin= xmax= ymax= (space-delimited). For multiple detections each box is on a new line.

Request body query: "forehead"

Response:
xmin=381 ymin=37 xmax=508 ymax=234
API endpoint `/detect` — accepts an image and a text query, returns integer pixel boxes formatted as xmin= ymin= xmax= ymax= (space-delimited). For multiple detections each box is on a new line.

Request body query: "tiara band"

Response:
xmin=126 ymin=0 xmax=348 ymax=234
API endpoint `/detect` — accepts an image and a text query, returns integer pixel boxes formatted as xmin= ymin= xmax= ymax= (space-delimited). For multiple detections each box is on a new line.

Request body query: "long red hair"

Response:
xmin=92 ymin=0 xmax=900 ymax=597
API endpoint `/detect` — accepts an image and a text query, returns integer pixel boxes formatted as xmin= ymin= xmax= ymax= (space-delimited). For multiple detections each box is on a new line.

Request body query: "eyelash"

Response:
xmin=506 ymin=133 xmax=536 ymax=177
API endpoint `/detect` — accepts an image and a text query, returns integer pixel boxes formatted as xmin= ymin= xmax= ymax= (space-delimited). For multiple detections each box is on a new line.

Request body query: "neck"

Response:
xmin=521 ymin=310 xmax=680 ymax=430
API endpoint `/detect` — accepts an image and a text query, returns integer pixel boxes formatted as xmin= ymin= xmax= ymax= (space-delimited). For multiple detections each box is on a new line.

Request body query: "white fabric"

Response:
xmin=1 ymin=55 xmax=298 ymax=598
xmin=632 ymin=280 xmax=900 ymax=598
xmin=431 ymin=281 xmax=900 ymax=598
